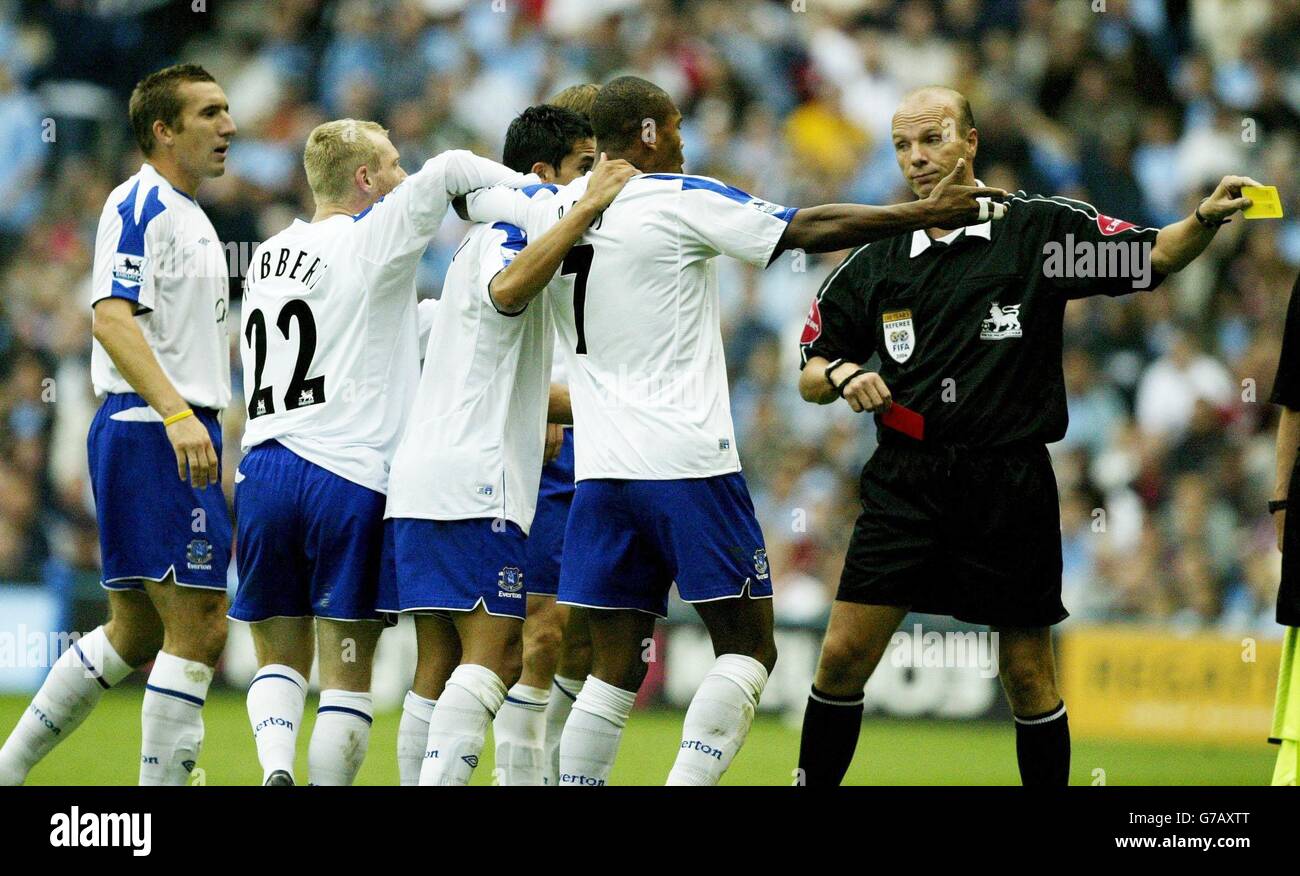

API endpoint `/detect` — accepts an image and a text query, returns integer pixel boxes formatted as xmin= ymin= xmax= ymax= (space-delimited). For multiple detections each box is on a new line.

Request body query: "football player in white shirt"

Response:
xmin=489 ymin=84 xmax=599 ymax=787
xmin=465 ymin=75 xmax=1008 ymax=785
xmin=227 ymin=120 xmax=527 ymax=785
xmin=381 ymin=104 xmax=636 ymax=786
xmin=0 ymin=65 xmax=236 ymax=786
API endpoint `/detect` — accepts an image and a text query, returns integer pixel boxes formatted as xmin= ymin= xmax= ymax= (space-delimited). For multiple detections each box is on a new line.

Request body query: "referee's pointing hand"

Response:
xmin=842 ymin=371 xmax=893 ymax=414
xmin=926 ymin=159 xmax=1009 ymax=229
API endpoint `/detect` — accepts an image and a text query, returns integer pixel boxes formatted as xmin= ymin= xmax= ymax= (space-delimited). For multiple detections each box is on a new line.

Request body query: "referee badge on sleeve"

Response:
xmin=882 ymin=309 xmax=914 ymax=363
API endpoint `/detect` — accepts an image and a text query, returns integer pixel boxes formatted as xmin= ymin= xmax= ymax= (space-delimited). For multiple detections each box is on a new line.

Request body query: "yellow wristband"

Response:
xmin=163 ymin=408 xmax=194 ymax=427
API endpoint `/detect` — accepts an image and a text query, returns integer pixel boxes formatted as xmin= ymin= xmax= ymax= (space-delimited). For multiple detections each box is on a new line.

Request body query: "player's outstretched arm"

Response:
xmin=92 ymin=298 xmax=220 ymax=488
xmin=778 ymin=160 xmax=1007 ymax=255
xmin=489 ymin=156 xmax=637 ymax=313
xmin=360 ymin=150 xmax=530 ymax=262
xmin=1150 ymin=175 xmax=1262 ymax=275
xmin=436 ymin=149 xmax=532 ymax=199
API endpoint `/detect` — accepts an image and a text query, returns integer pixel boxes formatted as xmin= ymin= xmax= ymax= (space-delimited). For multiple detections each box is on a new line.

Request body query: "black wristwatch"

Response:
xmin=1195 ymin=200 xmax=1230 ymax=229
xmin=834 ymin=368 xmax=869 ymax=397
xmin=1269 ymin=499 xmax=1288 ymax=514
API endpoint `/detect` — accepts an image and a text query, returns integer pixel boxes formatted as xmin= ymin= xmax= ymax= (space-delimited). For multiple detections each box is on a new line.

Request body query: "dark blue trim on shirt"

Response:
xmin=109 ymin=180 xmax=167 ymax=302
xmin=642 ymin=173 xmax=797 ymax=222
xmin=492 ymin=221 xmax=527 ymax=253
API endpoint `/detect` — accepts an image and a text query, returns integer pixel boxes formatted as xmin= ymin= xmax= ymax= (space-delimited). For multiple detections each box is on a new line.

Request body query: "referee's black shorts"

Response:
xmin=839 ymin=436 xmax=1068 ymax=628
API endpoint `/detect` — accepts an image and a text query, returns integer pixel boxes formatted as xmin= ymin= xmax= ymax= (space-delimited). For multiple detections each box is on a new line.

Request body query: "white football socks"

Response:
xmin=542 ymin=675 xmax=583 ymax=786
xmin=558 ymin=675 xmax=636 ymax=786
xmin=493 ymin=683 xmax=550 ymax=785
xmin=0 ymin=627 xmax=131 ymax=785
xmin=140 ymin=651 xmax=213 ymax=786
xmin=419 ymin=664 xmax=506 ymax=786
xmin=246 ymin=664 xmax=307 ymax=784
xmin=665 ymin=654 xmax=768 ymax=786
xmin=397 ymin=690 xmax=436 ymax=786
xmin=308 ymin=689 xmax=373 ymax=786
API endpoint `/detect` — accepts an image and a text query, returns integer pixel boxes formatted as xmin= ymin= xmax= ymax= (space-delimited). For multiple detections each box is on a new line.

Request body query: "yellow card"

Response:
xmin=1242 ymin=185 xmax=1283 ymax=219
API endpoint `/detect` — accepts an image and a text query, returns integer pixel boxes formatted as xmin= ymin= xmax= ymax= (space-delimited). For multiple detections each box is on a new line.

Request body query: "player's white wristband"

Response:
xmin=977 ymin=199 xmax=1007 ymax=222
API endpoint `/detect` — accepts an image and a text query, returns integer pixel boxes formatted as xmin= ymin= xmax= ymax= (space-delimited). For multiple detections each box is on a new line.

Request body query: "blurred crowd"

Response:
xmin=1 ymin=0 xmax=1298 ymax=636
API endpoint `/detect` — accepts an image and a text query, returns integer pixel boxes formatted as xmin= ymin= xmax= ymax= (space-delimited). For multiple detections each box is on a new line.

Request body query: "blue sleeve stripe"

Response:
xmin=109 ymin=281 xmax=142 ymax=302
xmin=492 ymin=221 xmax=527 ymax=252
xmin=641 ymin=173 xmax=796 ymax=223
xmin=521 ymin=182 xmax=559 ymax=198
xmin=114 ymin=180 xmax=167 ymax=257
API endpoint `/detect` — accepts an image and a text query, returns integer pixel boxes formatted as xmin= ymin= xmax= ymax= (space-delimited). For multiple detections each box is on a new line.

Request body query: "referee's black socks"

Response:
xmin=797 ymin=686 xmax=864 ymax=786
xmin=1013 ymin=700 xmax=1070 ymax=786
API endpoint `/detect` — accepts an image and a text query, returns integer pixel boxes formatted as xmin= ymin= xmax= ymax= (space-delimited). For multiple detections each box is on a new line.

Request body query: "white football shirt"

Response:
xmin=90 ymin=162 xmax=231 ymax=410
xmin=466 ymin=173 xmax=797 ymax=481
xmin=239 ymin=150 xmax=525 ymax=494
xmin=385 ymin=218 xmax=553 ymax=531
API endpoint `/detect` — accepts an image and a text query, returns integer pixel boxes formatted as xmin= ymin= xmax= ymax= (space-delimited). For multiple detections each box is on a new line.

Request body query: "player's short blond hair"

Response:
xmin=303 ymin=119 xmax=388 ymax=205
xmin=549 ymin=83 xmax=599 ymax=120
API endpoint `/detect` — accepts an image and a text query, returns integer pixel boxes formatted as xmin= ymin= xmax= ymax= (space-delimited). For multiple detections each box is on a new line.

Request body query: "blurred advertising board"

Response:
xmin=1059 ymin=625 xmax=1282 ymax=745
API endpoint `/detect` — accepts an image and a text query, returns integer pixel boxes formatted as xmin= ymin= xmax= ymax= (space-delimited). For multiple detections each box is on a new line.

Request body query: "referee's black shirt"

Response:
xmin=1271 ymin=272 xmax=1300 ymax=410
xmin=1271 ymin=271 xmax=1300 ymax=626
xmin=800 ymin=192 xmax=1165 ymax=447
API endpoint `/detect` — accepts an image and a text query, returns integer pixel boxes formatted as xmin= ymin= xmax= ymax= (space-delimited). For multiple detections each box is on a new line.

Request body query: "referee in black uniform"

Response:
xmin=1268 ymin=271 xmax=1300 ymax=785
xmin=796 ymin=85 xmax=1261 ymax=786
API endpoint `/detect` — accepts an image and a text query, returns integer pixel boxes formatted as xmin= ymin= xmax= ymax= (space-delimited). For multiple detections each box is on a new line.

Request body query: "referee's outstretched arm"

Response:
xmin=1150 ymin=174 xmax=1264 ymax=274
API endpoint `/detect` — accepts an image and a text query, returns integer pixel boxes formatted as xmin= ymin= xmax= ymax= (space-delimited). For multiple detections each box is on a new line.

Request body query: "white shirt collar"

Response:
xmin=908 ymin=178 xmax=994 ymax=258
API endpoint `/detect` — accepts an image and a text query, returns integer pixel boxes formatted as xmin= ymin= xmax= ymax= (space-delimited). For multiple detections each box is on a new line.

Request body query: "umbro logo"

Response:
xmin=461 ymin=754 xmax=479 ymax=767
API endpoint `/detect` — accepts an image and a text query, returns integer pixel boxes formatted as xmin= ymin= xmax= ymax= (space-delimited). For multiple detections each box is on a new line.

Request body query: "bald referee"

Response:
xmin=796 ymin=86 xmax=1261 ymax=786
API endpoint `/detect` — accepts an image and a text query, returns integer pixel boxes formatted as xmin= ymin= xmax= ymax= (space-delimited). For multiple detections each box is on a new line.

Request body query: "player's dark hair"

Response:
xmin=502 ymin=105 xmax=594 ymax=174
xmin=590 ymin=76 xmax=676 ymax=152
xmin=129 ymin=64 xmax=218 ymax=155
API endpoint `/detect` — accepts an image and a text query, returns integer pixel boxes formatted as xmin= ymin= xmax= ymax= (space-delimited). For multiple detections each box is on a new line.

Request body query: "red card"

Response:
xmin=880 ymin=403 xmax=925 ymax=440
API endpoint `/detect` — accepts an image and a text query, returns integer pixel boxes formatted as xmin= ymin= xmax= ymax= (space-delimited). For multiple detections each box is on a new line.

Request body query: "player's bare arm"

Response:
xmin=777 ymin=160 xmax=1006 ymax=256
xmin=1275 ymin=407 xmax=1300 ymax=551
xmin=799 ymin=355 xmax=893 ymax=413
xmin=489 ymin=156 xmax=638 ymax=313
xmin=1149 ymin=174 xmax=1263 ymax=274
xmin=547 ymin=383 xmax=573 ymax=425
xmin=92 ymin=297 xmax=220 ymax=489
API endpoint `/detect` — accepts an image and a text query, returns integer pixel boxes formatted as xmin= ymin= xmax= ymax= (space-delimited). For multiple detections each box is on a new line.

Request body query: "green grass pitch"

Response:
xmin=0 ymin=689 xmax=1278 ymax=785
